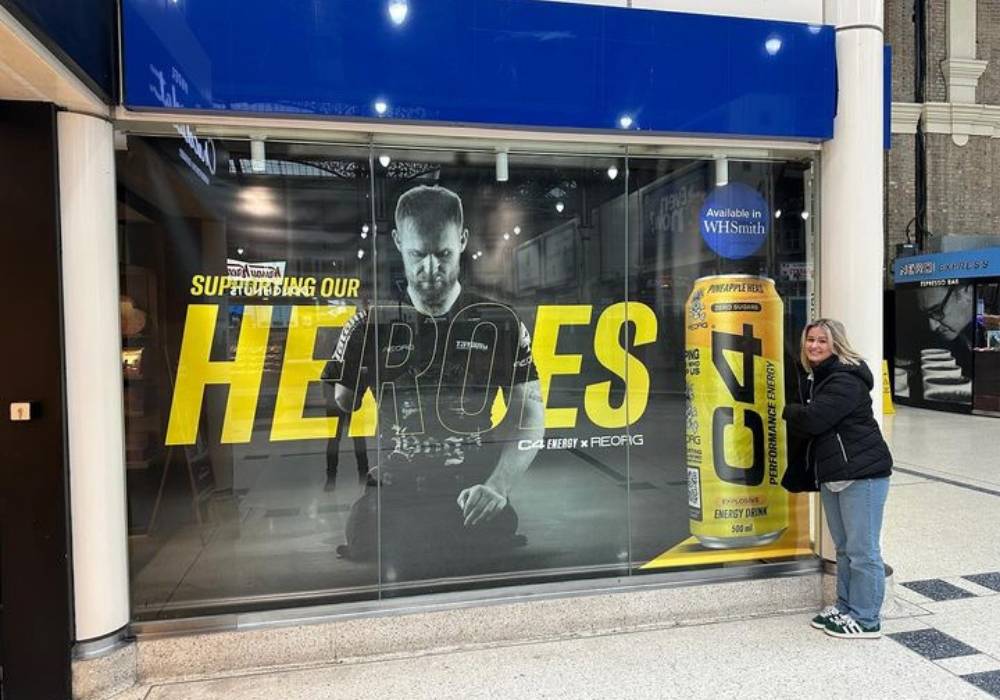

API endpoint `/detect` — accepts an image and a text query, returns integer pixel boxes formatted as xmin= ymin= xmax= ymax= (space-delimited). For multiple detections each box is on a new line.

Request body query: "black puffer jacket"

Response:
xmin=783 ymin=356 xmax=893 ymax=484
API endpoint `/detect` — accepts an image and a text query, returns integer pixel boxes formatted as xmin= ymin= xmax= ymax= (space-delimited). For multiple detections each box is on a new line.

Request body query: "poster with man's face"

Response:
xmin=894 ymin=282 xmax=974 ymax=407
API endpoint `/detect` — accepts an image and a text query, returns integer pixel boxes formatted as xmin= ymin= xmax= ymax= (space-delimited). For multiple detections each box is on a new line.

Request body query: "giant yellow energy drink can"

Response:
xmin=685 ymin=275 xmax=787 ymax=549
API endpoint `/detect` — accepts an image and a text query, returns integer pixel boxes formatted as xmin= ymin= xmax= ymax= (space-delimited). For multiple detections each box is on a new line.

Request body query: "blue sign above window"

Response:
xmin=5 ymin=0 xmax=116 ymax=98
xmin=121 ymin=0 xmax=836 ymax=140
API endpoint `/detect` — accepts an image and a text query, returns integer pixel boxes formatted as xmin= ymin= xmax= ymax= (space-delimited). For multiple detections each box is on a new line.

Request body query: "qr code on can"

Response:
xmin=687 ymin=467 xmax=701 ymax=509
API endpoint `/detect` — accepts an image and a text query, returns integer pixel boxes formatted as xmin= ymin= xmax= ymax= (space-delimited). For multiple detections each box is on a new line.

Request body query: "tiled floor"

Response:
xmin=118 ymin=605 xmax=1000 ymax=699
xmin=875 ymin=406 xmax=1000 ymax=697
xmin=115 ymin=406 xmax=1000 ymax=698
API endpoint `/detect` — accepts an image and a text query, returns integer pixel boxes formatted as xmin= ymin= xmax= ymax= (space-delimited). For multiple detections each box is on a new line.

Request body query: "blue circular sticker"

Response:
xmin=699 ymin=183 xmax=770 ymax=259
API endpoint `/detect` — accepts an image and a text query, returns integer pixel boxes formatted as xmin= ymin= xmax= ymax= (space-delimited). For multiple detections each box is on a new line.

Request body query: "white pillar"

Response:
xmin=819 ymin=1 xmax=885 ymax=563
xmin=58 ymin=112 xmax=130 ymax=642
xmin=821 ymin=0 xmax=884 ymax=419
xmin=943 ymin=0 xmax=987 ymax=143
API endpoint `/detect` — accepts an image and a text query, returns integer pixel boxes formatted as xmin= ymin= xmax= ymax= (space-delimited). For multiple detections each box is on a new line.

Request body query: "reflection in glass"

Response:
xmin=118 ymin=138 xmax=816 ymax=618
xmin=119 ymin=139 xmax=377 ymax=619
xmin=625 ymin=157 xmax=814 ymax=571
xmin=363 ymin=150 xmax=632 ymax=593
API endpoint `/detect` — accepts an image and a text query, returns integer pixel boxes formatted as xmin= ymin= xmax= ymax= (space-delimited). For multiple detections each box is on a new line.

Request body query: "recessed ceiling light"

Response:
xmin=388 ymin=0 xmax=408 ymax=26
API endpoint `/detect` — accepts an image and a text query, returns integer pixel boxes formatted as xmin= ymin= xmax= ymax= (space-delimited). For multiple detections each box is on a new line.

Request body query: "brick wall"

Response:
xmin=977 ymin=0 xmax=1000 ymax=104
xmin=886 ymin=135 xmax=917 ymax=251
xmin=882 ymin=0 xmax=1000 ymax=280
xmin=924 ymin=134 xmax=1000 ymax=236
xmin=926 ymin=0 xmax=949 ymax=101
xmin=886 ymin=0 xmax=916 ymax=101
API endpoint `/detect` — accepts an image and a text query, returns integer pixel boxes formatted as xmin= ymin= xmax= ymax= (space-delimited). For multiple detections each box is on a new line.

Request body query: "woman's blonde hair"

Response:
xmin=800 ymin=318 xmax=864 ymax=369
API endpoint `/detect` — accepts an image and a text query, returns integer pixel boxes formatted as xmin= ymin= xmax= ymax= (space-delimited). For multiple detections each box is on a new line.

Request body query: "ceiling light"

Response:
xmin=250 ymin=138 xmax=266 ymax=173
xmin=379 ymin=154 xmax=391 ymax=168
xmin=238 ymin=187 xmax=279 ymax=218
xmin=714 ymin=155 xmax=729 ymax=187
xmin=236 ymin=247 xmax=245 ymax=255
xmin=388 ymin=0 xmax=408 ymax=26
xmin=774 ymin=209 xmax=783 ymax=219
xmin=495 ymin=149 xmax=509 ymax=182
xmin=357 ymin=249 xmax=366 ymax=259
xmin=374 ymin=99 xmax=388 ymax=116
xmin=362 ymin=224 xmax=370 ymax=234
xmin=503 ymin=232 xmax=510 ymax=241
xmin=801 ymin=211 xmax=811 ymax=220
xmin=361 ymin=231 xmax=368 ymax=240
xmin=513 ymin=225 xmax=521 ymax=235
xmin=765 ymin=37 xmax=783 ymax=55
xmin=555 ymin=201 xmax=565 ymax=213
xmin=618 ymin=115 xmax=634 ymax=129
xmin=607 ymin=165 xmax=619 ymax=180
xmin=476 ymin=250 xmax=483 ymax=257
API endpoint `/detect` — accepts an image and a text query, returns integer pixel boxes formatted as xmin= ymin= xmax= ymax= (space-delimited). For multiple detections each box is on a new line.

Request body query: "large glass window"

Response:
xmin=117 ymin=134 xmax=815 ymax=620
xmin=626 ymin=157 xmax=814 ymax=569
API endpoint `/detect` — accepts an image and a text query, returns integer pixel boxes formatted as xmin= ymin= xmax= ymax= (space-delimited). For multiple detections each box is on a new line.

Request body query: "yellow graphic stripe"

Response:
xmin=641 ymin=530 xmax=812 ymax=570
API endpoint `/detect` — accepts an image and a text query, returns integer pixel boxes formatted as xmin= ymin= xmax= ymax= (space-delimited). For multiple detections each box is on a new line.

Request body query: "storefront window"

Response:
xmin=120 ymin=139 xmax=378 ymax=617
xmin=973 ymin=282 xmax=1000 ymax=412
xmin=626 ymin=157 xmax=813 ymax=569
xmin=118 ymin=135 xmax=816 ymax=620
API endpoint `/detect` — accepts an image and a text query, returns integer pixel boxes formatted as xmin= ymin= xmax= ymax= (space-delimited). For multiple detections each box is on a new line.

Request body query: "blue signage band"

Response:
xmin=122 ymin=0 xmax=836 ymax=141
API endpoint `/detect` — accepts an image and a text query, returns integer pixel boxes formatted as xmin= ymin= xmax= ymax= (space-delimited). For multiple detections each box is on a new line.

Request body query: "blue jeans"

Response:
xmin=820 ymin=477 xmax=890 ymax=627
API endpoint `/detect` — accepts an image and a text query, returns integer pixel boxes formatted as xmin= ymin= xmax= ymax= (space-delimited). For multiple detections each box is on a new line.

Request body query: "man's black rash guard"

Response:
xmin=324 ymin=290 xmax=538 ymax=480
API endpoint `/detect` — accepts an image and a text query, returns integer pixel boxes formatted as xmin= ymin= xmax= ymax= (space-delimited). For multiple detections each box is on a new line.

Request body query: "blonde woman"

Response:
xmin=783 ymin=319 xmax=893 ymax=639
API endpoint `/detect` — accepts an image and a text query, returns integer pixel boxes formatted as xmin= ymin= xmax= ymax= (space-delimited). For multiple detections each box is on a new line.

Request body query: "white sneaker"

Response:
xmin=810 ymin=605 xmax=840 ymax=629
xmin=824 ymin=613 xmax=882 ymax=639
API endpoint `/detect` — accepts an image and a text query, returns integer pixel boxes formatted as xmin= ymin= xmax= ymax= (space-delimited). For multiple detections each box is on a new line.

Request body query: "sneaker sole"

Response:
xmin=810 ymin=619 xmax=829 ymax=629
xmin=823 ymin=627 xmax=882 ymax=639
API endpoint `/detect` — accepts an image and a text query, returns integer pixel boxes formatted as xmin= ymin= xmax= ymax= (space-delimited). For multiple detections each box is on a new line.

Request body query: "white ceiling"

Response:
xmin=0 ymin=4 xmax=108 ymax=114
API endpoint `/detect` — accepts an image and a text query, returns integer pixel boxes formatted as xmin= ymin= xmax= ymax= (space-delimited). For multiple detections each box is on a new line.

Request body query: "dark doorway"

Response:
xmin=0 ymin=101 xmax=73 ymax=700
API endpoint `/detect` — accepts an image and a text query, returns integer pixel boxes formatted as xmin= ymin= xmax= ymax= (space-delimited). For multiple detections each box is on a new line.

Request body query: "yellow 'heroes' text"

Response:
xmin=164 ymin=302 xmax=658 ymax=445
